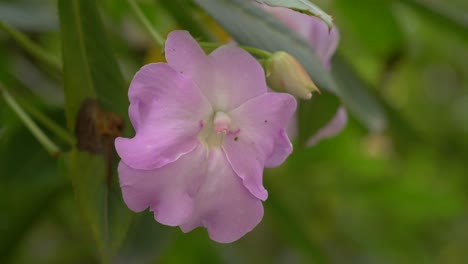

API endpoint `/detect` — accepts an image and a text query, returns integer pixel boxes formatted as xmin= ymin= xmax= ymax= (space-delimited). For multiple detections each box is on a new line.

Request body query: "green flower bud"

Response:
xmin=265 ymin=51 xmax=319 ymax=100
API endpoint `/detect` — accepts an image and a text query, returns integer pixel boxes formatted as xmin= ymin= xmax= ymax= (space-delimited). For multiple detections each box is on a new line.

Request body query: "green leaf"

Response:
xmin=64 ymin=152 xmax=133 ymax=260
xmin=160 ymin=0 xmax=216 ymax=41
xmin=255 ymin=0 xmax=333 ymax=29
xmin=0 ymin=21 xmax=62 ymax=75
xmin=59 ymin=0 xmax=128 ymax=130
xmin=58 ymin=0 xmax=132 ymax=261
xmin=332 ymin=56 xmax=387 ymax=131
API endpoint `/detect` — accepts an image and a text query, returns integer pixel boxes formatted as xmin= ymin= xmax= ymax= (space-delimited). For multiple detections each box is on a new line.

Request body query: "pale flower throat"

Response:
xmin=198 ymin=111 xmax=239 ymax=148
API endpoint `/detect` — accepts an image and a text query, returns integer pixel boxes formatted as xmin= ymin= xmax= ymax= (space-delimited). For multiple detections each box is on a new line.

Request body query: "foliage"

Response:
xmin=0 ymin=0 xmax=467 ymax=263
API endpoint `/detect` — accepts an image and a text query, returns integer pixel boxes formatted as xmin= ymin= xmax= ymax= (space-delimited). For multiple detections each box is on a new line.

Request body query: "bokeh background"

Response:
xmin=1 ymin=0 xmax=467 ymax=263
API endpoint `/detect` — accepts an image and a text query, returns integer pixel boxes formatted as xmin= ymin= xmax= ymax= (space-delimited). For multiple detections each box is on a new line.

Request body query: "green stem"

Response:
xmin=199 ymin=42 xmax=272 ymax=58
xmin=19 ymin=100 xmax=75 ymax=146
xmin=239 ymin=45 xmax=272 ymax=58
xmin=126 ymin=1 xmax=273 ymax=58
xmin=0 ymin=20 xmax=62 ymax=73
xmin=160 ymin=0 xmax=216 ymax=41
xmin=127 ymin=0 xmax=165 ymax=47
xmin=0 ymin=85 xmax=61 ymax=156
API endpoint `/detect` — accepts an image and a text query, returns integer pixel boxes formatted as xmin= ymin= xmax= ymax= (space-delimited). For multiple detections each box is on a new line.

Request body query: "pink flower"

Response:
xmin=262 ymin=5 xmax=347 ymax=145
xmin=115 ymin=31 xmax=296 ymax=243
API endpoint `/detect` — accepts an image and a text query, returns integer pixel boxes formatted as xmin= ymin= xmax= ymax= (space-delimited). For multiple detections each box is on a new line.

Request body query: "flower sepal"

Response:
xmin=264 ymin=51 xmax=319 ymax=100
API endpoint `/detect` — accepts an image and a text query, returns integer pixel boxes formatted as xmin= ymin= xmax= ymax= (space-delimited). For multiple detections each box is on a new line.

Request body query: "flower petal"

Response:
xmin=265 ymin=129 xmax=293 ymax=168
xmin=165 ymin=31 xmax=267 ymax=111
xmin=262 ymin=6 xmax=339 ymax=69
xmin=306 ymin=106 xmax=348 ymax=146
xmin=261 ymin=5 xmax=312 ymax=38
xmin=223 ymin=93 xmax=297 ymax=200
xmin=308 ymin=16 xmax=339 ymax=70
xmin=180 ymin=149 xmax=264 ymax=243
xmin=205 ymin=45 xmax=267 ymax=110
xmin=118 ymin=145 xmax=207 ymax=226
xmin=285 ymin=114 xmax=298 ymax=139
xmin=115 ymin=63 xmax=212 ymax=170
xmin=164 ymin=30 xmax=208 ymax=79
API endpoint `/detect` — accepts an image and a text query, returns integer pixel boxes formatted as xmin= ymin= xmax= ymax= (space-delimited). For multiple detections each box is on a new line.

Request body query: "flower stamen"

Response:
xmin=198 ymin=111 xmax=235 ymax=148
xmin=213 ymin=111 xmax=231 ymax=134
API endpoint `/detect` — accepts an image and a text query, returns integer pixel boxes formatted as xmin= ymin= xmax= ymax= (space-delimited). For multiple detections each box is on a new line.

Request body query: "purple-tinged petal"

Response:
xmin=286 ymin=114 xmax=298 ymax=139
xmin=120 ymin=145 xmax=263 ymax=243
xmin=261 ymin=5 xmax=312 ymax=37
xmin=265 ymin=129 xmax=292 ymax=168
xmin=165 ymin=31 xmax=267 ymax=111
xmin=117 ymin=30 xmax=294 ymax=243
xmin=180 ymin=149 xmax=264 ymax=243
xmin=223 ymin=93 xmax=297 ymax=200
xmin=262 ymin=6 xmax=339 ymax=70
xmin=165 ymin=31 xmax=208 ymax=78
xmin=308 ymin=17 xmax=339 ymax=70
xmin=119 ymin=145 xmax=207 ymax=226
xmin=205 ymin=45 xmax=267 ymax=110
xmin=115 ymin=63 xmax=212 ymax=170
xmin=306 ymin=106 xmax=348 ymax=146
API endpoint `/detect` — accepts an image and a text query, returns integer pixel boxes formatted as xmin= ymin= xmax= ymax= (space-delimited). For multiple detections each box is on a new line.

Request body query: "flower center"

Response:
xmin=198 ymin=111 xmax=237 ymax=148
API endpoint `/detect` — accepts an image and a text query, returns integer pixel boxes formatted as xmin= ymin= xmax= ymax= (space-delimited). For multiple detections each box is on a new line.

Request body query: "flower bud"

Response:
xmin=265 ymin=51 xmax=319 ymax=100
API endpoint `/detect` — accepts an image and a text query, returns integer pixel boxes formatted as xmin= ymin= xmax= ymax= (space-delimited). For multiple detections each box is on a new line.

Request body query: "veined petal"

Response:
xmin=205 ymin=45 xmax=267 ymax=110
xmin=117 ymin=30 xmax=294 ymax=243
xmin=180 ymin=149 xmax=264 ymax=243
xmin=165 ymin=31 xmax=267 ymax=111
xmin=120 ymin=146 xmax=263 ymax=243
xmin=223 ymin=93 xmax=296 ymax=200
xmin=119 ymin=145 xmax=207 ymax=226
xmin=165 ymin=30 xmax=208 ymax=79
xmin=115 ymin=63 xmax=212 ymax=170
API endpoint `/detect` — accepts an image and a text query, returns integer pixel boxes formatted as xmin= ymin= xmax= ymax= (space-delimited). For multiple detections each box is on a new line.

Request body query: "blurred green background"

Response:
xmin=1 ymin=0 xmax=467 ymax=263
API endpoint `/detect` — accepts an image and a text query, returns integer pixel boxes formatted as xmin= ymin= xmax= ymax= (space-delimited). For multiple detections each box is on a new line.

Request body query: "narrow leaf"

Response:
xmin=59 ymin=0 xmax=128 ymax=130
xmin=332 ymin=56 xmax=387 ymax=132
xmin=58 ymin=0 xmax=132 ymax=261
xmin=0 ymin=21 xmax=62 ymax=74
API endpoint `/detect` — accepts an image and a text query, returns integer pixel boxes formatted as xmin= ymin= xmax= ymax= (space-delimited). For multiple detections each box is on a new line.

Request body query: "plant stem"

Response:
xmin=125 ymin=1 xmax=272 ymax=58
xmin=127 ymin=0 xmax=165 ymax=47
xmin=19 ymin=100 xmax=75 ymax=146
xmin=0 ymin=85 xmax=61 ymax=156
xmin=159 ymin=0 xmax=216 ymax=41
xmin=199 ymin=42 xmax=272 ymax=58
xmin=0 ymin=20 xmax=62 ymax=73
